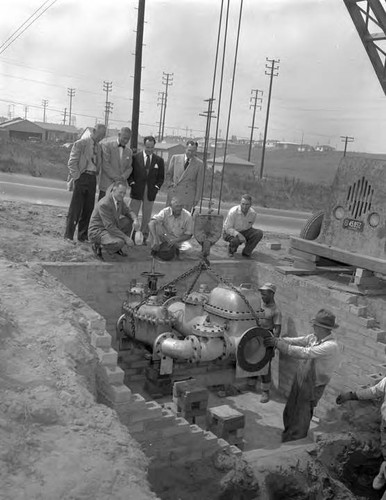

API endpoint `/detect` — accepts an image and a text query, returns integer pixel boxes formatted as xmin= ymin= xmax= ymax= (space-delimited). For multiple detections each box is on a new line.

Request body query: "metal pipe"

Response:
xmin=159 ymin=335 xmax=227 ymax=362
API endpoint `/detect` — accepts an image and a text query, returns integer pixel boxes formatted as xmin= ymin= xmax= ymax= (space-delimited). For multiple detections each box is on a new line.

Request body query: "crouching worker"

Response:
xmin=88 ymin=180 xmax=139 ymax=260
xmin=264 ymin=309 xmax=340 ymax=442
xmin=336 ymin=377 xmax=386 ymax=495
xmin=148 ymin=197 xmax=193 ymax=261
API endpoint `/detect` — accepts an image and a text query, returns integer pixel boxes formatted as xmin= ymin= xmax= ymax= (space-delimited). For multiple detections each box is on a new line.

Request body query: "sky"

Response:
xmin=1 ymin=0 xmax=385 ymax=153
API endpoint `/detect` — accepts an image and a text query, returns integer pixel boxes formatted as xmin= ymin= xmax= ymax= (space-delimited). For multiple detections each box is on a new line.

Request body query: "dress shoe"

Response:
xmin=91 ymin=243 xmax=104 ymax=261
xmin=241 ymin=251 xmax=251 ymax=258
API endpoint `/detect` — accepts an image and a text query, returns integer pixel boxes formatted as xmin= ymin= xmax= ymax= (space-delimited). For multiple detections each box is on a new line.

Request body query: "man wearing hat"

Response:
xmin=336 ymin=377 xmax=386 ymax=495
xmin=254 ymin=282 xmax=282 ymax=403
xmin=264 ymin=308 xmax=340 ymax=442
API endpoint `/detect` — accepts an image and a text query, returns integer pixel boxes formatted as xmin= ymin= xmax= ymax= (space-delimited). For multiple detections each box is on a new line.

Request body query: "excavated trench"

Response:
xmin=43 ymin=259 xmax=385 ymax=499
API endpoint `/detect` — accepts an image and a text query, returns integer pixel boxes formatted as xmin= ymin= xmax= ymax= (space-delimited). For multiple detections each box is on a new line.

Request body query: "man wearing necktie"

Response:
xmin=128 ymin=136 xmax=165 ymax=245
xmin=98 ymin=127 xmax=133 ymax=200
xmin=64 ymin=123 xmax=106 ymax=242
xmin=165 ymin=140 xmax=204 ymax=212
xmin=88 ymin=180 xmax=139 ymax=260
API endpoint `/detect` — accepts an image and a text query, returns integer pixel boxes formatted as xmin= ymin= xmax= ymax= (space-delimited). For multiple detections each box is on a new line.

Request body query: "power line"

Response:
xmin=103 ymin=81 xmax=113 ymax=128
xmin=157 ymin=91 xmax=166 ymax=141
xmin=0 ymin=0 xmax=58 ymax=56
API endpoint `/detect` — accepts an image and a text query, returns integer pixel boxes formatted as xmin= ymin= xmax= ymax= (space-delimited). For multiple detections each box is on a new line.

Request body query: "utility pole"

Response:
xmin=199 ymin=97 xmax=216 ymax=167
xmin=260 ymin=57 xmax=280 ymax=179
xmin=104 ymin=102 xmax=113 ymax=131
xmin=62 ymin=108 xmax=67 ymax=125
xmin=24 ymin=106 xmax=28 ymax=119
xmin=161 ymin=72 xmax=173 ymax=141
xmin=103 ymin=81 xmax=113 ymax=128
xmin=248 ymin=89 xmax=263 ymax=162
xmin=157 ymin=91 xmax=166 ymax=141
xmin=340 ymin=135 xmax=354 ymax=157
xmin=131 ymin=0 xmax=145 ymax=153
xmin=42 ymin=99 xmax=48 ymax=123
xmin=67 ymin=88 xmax=76 ymax=128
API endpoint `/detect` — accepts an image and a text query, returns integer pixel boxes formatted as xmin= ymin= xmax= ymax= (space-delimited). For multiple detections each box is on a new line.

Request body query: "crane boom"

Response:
xmin=343 ymin=0 xmax=386 ymax=94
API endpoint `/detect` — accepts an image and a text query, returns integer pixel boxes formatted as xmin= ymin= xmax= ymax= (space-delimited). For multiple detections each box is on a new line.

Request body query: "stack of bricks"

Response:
xmin=172 ymin=379 xmax=209 ymax=424
xmin=206 ymin=404 xmax=245 ymax=450
xmin=118 ymin=345 xmax=151 ymax=385
xmin=143 ymin=365 xmax=173 ymax=399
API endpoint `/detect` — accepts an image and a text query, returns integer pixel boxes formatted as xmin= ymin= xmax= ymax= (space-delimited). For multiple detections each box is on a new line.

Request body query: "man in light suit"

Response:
xmin=88 ymin=180 xmax=139 ymax=260
xmin=98 ymin=127 xmax=133 ymax=200
xmin=166 ymin=140 xmax=204 ymax=213
xmin=128 ymin=136 xmax=165 ymax=245
xmin=64 ymin=123 xmax=106 ymax=242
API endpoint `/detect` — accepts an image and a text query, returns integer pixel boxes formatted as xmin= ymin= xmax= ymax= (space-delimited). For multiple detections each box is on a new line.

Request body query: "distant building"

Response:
xmin=34 ymin=121 xmax=79 ymax=143
xmin=153 ymin=142 xmax=185 ymax=165
xmin=315 ymin=144 xmax=336 ymax=152
xmin=0 ymin=117 xmax=44 ymax=141
xmin=213 ymin=154 xmax=255 ymax=177
xmin=276 ymin=141 xmax=300 ymax=150
xmin=298 ymin=144 xmax=315 ymax=152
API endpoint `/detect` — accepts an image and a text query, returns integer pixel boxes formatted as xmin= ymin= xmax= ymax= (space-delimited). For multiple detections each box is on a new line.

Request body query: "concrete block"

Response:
xmin=105 ymin=365 xmax=125 ymax=385
xmin=368 ymin=373 xmax=384 ymax=385
xmin=349 ymin=305 xmax=368 ymax=317
xmin=229 ymin=445 xmax=243 ymax=457
xmin=109 ymin=384 xmax=132 ymax=404
xmin=96 ymin=347 xmax=118 ymax=366
xmin=144 ymin=412 xmax=176 ymax=431
xmin=91 ymin=331 xmax=112 ymax=348
xmin=355 ymin=269 xmax=374 ymax=279
xmin=267 ymin=242 xmax=282 ymax=251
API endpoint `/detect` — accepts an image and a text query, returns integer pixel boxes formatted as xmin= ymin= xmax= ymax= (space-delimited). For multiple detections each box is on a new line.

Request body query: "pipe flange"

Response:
xmin=116 ymin=313 xmax=128 ymax=338
xmin=192 ymin=322 xmax=224 ymax=338
xmin=186 ymin=335 xmax=202 ymax=362
xmin=153 ymin=331 xmax=178 ymax=360
xmin=218 ymin=333 xmax=233 ymax=360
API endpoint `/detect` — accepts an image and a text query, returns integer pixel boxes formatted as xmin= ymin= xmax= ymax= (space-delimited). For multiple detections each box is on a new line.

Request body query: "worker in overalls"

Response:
xmin=256 ymin=283 xmax=282 ymax=403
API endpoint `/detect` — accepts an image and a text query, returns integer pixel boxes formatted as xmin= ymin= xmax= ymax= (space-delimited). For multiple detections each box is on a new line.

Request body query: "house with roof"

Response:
xmin=0 ymin=117 xmax=45 ymax=141
xmin=213 ymin=154 xmax=255 ymax=177
xmin=315 ymin=144 xmax=336 ymax=152
xmin=34 ymin=121 xmax=79 ymax=143
xmin=153 ymin=142 xmax=185 ymax=165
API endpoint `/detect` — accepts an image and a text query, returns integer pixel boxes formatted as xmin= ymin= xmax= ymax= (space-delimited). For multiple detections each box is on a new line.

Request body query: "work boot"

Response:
xmin=260 ymin=391 xmax=270 ymax=403
xmin=373 ymin=461 xmax=386 ymax=490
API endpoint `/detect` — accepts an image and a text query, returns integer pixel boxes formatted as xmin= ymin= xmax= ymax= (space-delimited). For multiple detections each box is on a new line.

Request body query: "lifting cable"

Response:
xmin=199 ymin=0 xmax=224 ymax=214
xmin=217 ymin=0 xmax=244 ymax=214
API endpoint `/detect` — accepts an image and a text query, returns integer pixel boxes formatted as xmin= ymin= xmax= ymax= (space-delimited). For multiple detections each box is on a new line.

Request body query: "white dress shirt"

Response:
xmin=223 ymin=205 xmax=257 ymax=237
xmin=357 ymin=377 xmax=386 ymax=421
xmin=279 ymin=333 xmax=340 ymax=386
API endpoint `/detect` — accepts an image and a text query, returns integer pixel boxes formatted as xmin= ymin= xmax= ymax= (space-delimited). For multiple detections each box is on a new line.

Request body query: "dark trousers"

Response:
xmin=282 ymin=376 xmax=326 ymax=443
xmin=223 ymin=227 xmax=263 ymax=256
xmin=64 ymin=172 xmax=96 ymax=241
xmin=98 ymin=190 xmax=106 ymax=201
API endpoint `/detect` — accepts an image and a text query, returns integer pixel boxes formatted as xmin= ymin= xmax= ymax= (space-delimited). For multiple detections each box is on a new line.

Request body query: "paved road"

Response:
xmin=0 ymin=173 xmax=310 ymax=235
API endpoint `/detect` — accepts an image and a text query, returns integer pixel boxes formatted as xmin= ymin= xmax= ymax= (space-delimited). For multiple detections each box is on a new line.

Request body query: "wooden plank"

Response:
xmin=291 ymin=237 xmax=386 ymax=275
xmin=275 ymin=266 xmax=314 ymax=276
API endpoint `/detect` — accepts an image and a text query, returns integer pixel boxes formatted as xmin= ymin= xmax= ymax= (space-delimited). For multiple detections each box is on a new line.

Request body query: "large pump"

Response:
xmin=116 ymin=261 xmax=273 ymax=379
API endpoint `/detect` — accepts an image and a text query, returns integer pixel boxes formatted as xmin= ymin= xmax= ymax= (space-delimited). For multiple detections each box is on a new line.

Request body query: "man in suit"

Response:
xmin=128 ymin=136 xmax=164 ymax=245
xmin=165 ymin=140 xmax=204 ymax=212
xmin=88 ymin=180 xmax=139 ymax=260
xmin=64 ymin=123 xmax=106 ymax=242
xmin=98 ymin=127 xmax=133 ymax=200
